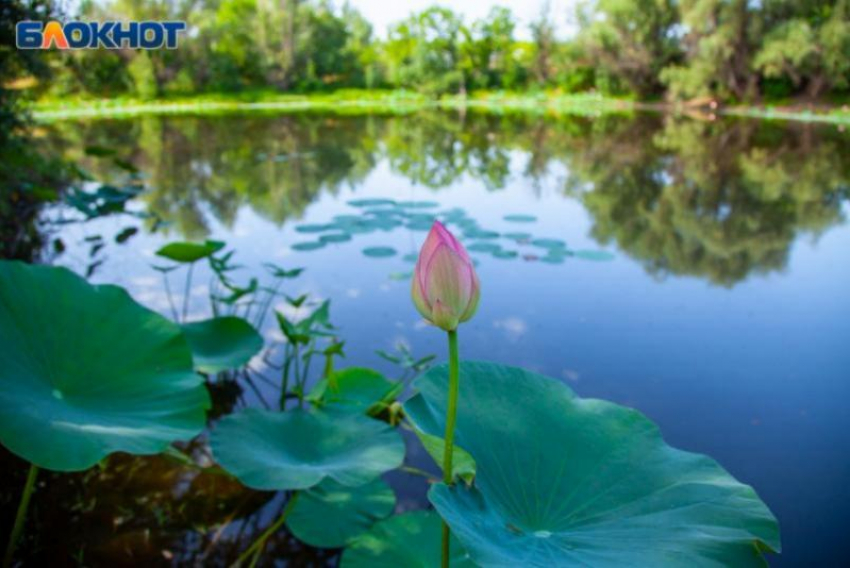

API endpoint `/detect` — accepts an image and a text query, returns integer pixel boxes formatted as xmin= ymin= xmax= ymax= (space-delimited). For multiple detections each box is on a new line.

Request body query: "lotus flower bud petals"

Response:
xmin=411 ymin=221 xmax=480 ymax=331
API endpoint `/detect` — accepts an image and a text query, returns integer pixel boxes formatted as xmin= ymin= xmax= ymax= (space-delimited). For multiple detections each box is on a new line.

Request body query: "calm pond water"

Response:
xmin=2 ymin=111 xmax=849 ymax=566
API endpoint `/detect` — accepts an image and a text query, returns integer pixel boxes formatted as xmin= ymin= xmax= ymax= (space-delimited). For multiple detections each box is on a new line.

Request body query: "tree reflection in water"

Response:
xmin=46 ymin=111 xmax=848 ymax=287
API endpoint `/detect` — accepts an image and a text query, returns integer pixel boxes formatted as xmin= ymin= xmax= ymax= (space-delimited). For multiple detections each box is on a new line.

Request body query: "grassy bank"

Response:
xmin=29 ymin=89 xmax=850 ymax=124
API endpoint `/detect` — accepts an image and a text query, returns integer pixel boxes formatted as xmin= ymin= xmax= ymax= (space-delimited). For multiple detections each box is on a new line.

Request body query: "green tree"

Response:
xmin=660 ymin=0 xmax=762 ymax=101
xmin=755 ymin=0 xmax=850 ymax=99
xmin=577 ymin=0 xmax=679 ymax=96
xmin=384 ymin=7 xmax=465 ymax=95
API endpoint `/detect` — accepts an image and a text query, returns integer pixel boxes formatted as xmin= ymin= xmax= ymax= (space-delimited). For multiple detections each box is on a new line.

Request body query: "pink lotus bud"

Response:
xmin=411 ymin=221 xmax=480 ymax=331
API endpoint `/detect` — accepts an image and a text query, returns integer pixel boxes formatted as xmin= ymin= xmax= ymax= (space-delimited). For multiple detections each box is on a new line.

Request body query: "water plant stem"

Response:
xmin=441 ymin=329 xmax=460 ymax=568
xmin=181 ymin=262 xmax=195 ymax=322
xmin=3 ymin=464 xmax=38 ymax=568
xmin=233 ymin=492 xmax=299 ymax=568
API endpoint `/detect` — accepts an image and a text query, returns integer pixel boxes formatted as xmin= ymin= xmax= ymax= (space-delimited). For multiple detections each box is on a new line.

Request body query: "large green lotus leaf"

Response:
xmin=181 ymin=316 xmax=263 ymax=373
xmin=341 ymin=510 xmax=473 ymax=567
xmin=155 ymin=240 xmax=224 ymax=262
xmin=210 ymin=408 xmax=404 ymax=490
xmin=405 ymin=361 xmax=781 ymax=567
xmin=310 ymin=367 xmax=402 ymax=414
xmin=0 ymin=261 xmax=210 ymax=472
xmin=286 ymin=478 xmax=396 ymax=548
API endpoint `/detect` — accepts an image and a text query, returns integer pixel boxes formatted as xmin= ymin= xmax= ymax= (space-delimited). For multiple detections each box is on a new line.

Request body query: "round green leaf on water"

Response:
xmin=181 ymin=316 xmax=263 ymax=374
xmin=395 ymin=200 xmax=439 ymax=209
xmin=348 ymin=198 xmax=397 ymax=207
xmin=540 ymin=253 xmax=566 ymax=264
xmin=406 ymin=220 xmax=435 ymax=231
xmin=405 ymin=361 xmax=780 ymax=567
xmin=210 ymin=408 xmax=404 ymax=491
xmin=295 ymin=223 xmax=334 ymax=234
xmin=503 ymin=232 xmax=532 ymax=242
xmin=156 ymin=240 xmax=225 ymax=263
xmin=292 ymin=241 xmax=326 ymax=252
xmin=575 ymin=249 xmax=615 ymax=261
xmin=0 ymin=262 xmax=210 ymax=471
xmin=531 ymin=238 xmax=567 ymax=249
xmin=319 ymin=233 xmax=353 ymax=244
xmin=466 ymin=242 xmax=501 ymax=253
xmin=492 ymin=249 xmax=518 ymax=259
xmin=341 ymin=510 xmax=473 ymax=568
xmin=503 ymin=214 xmax=537 ymax=223
xmin=363 ymin=247 xmax=397 ymax=258
xmin=365 ymin=208 xmax=402 ymax=218
xmin=287 ymin=478 xmax=396 ymax=548
xmin=463 ymin=229 xmax=499 ymax=240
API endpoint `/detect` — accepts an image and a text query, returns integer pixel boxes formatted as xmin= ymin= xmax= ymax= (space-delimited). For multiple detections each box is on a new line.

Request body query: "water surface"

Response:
xmin=3 ymin=111 xmax=849 ymax=566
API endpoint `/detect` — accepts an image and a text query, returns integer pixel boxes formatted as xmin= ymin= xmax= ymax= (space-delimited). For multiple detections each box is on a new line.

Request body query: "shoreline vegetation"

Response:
xmin=28 ymin=90 xmax=850 ymax=124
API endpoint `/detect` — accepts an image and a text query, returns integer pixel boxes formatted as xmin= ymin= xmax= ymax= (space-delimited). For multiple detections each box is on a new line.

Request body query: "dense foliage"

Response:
xmin=7 ymin=0 xmax=850 ymax=103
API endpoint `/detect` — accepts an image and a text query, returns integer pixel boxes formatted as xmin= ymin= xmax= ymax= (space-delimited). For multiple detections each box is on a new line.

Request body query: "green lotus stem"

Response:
xmin=181 ymin=261 xmax=195 ymax=322
xmin=441 ymin=328 xmax=460 ymax=568
xmin=280 ymin=344 xmax=293 ymax=409
xmin=160 ymin=271 xmax=179 ymax=321
xmin=233 ymin=492 xmax=299 ymax=568
xmin=3 ymin=463 xmax=38 ymax=568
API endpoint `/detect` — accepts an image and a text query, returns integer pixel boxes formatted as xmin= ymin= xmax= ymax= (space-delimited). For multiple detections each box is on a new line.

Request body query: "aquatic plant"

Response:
xmin=0 ymin=231 xmax=782 ymax=566
xmin=210 ymin=407 xmax=405 ymax=564
xmin=411 ymin=221 xmax=480 ymax=567
xmin=406 ymin=362 xmax=781 ymax=566
xmin=0 ymin=261 xmax=211 ymax=566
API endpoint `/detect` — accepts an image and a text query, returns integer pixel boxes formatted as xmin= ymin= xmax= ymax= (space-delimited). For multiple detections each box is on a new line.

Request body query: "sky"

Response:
xmin=57 ymin=0 xmax=580 ymax=41
xmin=347 ymin=0 xmax=578 ymax=40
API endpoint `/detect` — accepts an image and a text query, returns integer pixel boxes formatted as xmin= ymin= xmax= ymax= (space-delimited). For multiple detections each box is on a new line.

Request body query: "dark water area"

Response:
xmin=2 ymin=111 xmax=849 ymax=566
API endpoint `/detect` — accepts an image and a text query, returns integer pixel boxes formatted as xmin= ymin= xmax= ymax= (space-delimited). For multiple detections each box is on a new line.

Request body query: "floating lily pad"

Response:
xmin=341 ymin=510 xmax=473 ymax=567
xmin=389 ymin=271 xmax=413 ymax=281
xmin=492 ymin=250 xmax=518 ymax=259
xmin=348 ymin=198 xmax=397 ymax=207
xmin=287 ymin=478 xmax=396 ymax=548
xmin=0 ymin=262 xmax=210 ymax=471
xmin=181 ymin=316 xmax=263 ymax=374
xmin=531 ymin=238 xmax=567 ymax=249
xmin=319 ymin=233 xmax=353 ymax=244
xmin=156 ymin=240 xmax=225 ymax=263
xmin=292 ymin=241 xmax=326 ymax=252
xmin=211 ymin=408 xmax=404 ymax=490
xmin=405 ymin=361 xmax=781 ymax=567
xmin=295 ymin=223 xmax=334 ymax=234
xmin=406 ymin=213 xmax=437 ymax=223
xmin=402 ymin=253 xmax=419 ymax=263
xmin=440 ymin=208 xmax=467 ymax=220
xmin=467 ymin=242 xmax=502 ymax=253
xmin=503 ymin=214 xmax=537 ymax=223
xmin=366 ymin=209 xmax=403 ymax=219
xmin=363 ymin=247 xmax=397 ymax=258
xmin=575 ymin=250 xmax=616 ymax=261
xmin=334 ymin=214 xmax=364 ymax=224
xmin=335 ymin=217 xmax=378 ymax=234
xmin=396 ymin=200 xmax=439 ymax=209
xmin=370 ymin=218 xmax=404 ymax=231
xmin=406 ymin=220 xmax=434 ymax=231
xmin=540 ymin=254 xmax=566 ymax=264
xmin=310 ymin=368 xmax=402 ymax=415
xmin=463 ymin=229 xmax=499 ymax=240
xmin=503 ymin=232 xmax=532 ymax=242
